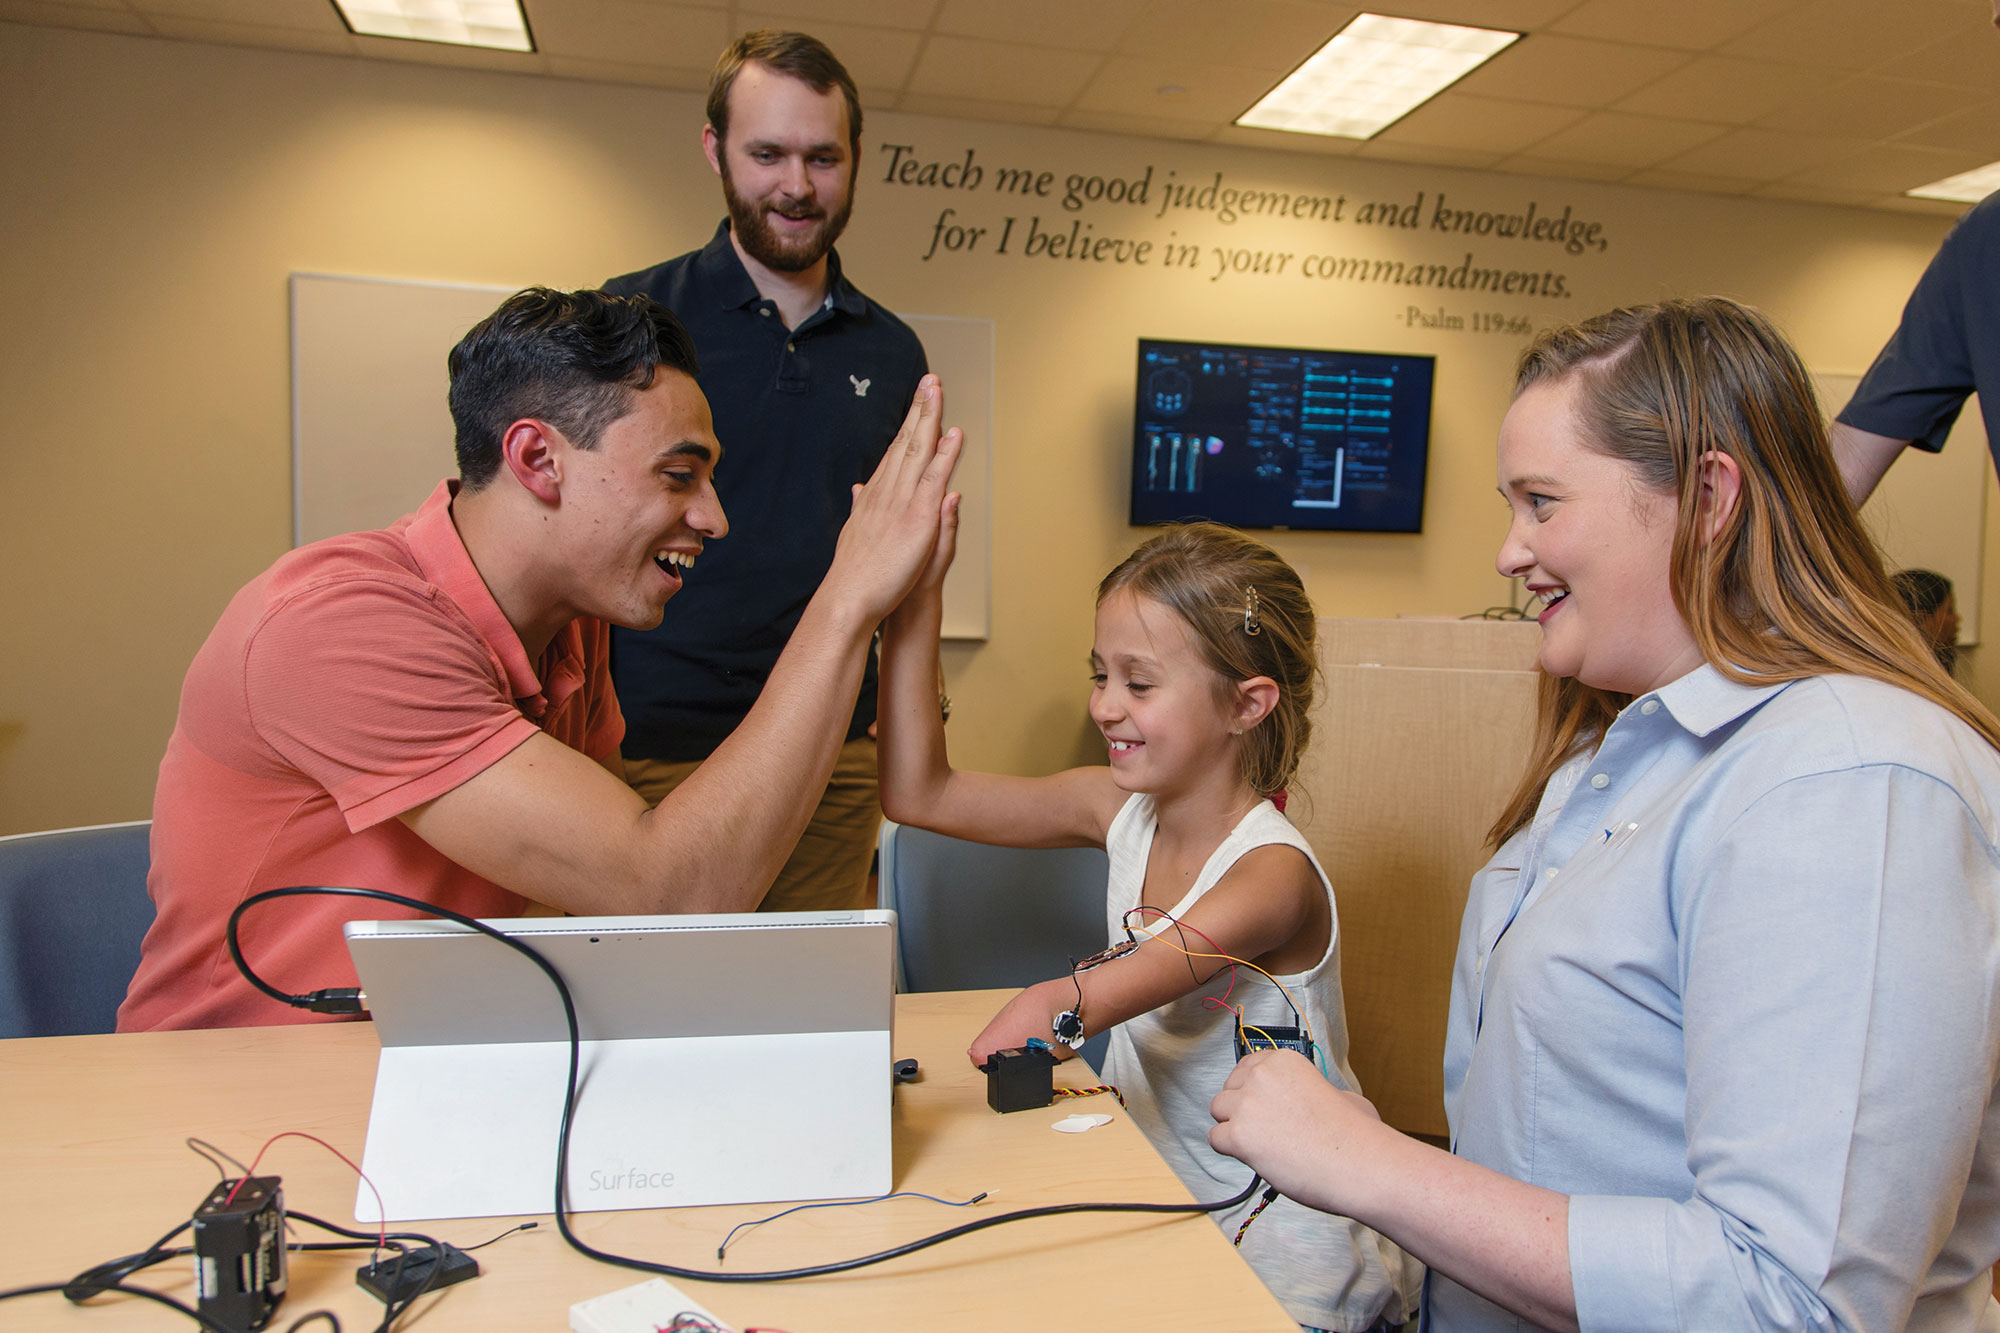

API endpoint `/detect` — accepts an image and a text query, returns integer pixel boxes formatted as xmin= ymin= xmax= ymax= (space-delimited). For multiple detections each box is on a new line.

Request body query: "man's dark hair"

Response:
xmin=448 ymin=287 xmax=699 ymax=490
xmin=707 ymin=30 xmax=862 ymax=156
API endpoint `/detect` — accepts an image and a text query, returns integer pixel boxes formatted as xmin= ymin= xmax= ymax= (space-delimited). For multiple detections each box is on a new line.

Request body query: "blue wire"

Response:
xmin=717 ymin=1191 xmax=989 ymax=1260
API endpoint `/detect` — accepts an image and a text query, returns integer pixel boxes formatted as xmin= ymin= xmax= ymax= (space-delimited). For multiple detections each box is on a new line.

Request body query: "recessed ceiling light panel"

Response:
xmin=1906 ymin=162 xmax=2000 ymax=204
xmin=331 ymin=0 xmax=534 ymax=53
xmin=1237 ymin=13 xmax=1520 ymax=140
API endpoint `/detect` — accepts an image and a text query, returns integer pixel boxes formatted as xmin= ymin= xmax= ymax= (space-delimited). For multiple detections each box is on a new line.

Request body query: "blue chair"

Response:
xmin=0 ymin=821 xmax=154 ymax=1038
xmin=877 ymin=820 xmax=1111 ymax=1069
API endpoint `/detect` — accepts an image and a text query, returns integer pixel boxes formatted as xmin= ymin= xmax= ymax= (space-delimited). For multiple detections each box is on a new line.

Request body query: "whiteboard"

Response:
xmin=1816 ymin=371 xmax=1984 ymax=644
xmin=289 ymin=272 xmax=992 ymax=638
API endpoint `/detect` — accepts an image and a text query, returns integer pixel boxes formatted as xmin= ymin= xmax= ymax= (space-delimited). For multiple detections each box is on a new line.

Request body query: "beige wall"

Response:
xmin=0 ymin=22 xmax=1978 ymax=835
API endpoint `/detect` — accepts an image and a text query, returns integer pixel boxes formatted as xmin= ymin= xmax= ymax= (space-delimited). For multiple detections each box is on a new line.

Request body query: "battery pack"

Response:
xmin=192 ymin=1176 xmax=287 ymax=1333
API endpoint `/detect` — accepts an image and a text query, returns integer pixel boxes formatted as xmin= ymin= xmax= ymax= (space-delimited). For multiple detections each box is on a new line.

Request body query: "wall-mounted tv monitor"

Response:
xmin=1130 ymin=338 xmax=1435 ymax=533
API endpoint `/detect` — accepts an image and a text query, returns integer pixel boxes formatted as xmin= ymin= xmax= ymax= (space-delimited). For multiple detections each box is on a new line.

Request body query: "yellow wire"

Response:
xmin=1239 ymin=1021 xmax=1280 ymax=1048
xmin=1127 ymin=920 xmax=1315 ymax=1046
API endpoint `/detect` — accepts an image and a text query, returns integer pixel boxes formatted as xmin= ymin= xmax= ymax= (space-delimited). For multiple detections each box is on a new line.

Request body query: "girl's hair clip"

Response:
xmin=1243 ymin=586 xmax=1262 ymax=636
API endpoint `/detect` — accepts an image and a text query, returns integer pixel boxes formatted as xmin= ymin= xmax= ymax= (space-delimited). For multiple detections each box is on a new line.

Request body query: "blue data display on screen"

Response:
xmin=1130 ymin=338 xmax=1434 ymax=533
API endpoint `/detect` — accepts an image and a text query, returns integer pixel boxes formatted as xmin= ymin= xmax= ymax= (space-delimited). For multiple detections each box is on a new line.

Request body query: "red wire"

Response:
xmin=223 ymin=1130 xmax=389 ymax=1250
xmin=1125 ymin=905 xmax=1238 ymax=1008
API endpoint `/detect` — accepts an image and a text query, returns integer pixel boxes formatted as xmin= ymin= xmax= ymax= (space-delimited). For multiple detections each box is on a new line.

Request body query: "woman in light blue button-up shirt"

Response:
xmin=1210 ymin=297 xmax=2000 ymax=1332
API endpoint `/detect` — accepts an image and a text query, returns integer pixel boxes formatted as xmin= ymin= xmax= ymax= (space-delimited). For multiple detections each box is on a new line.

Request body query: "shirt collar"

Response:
xmin=694 ymin=216 xmax=865 ymax=318
xmin=1647 ymin=662 xmax=1794 ymax=738
xmin=404 ymin=479 xmax=544 ymax=703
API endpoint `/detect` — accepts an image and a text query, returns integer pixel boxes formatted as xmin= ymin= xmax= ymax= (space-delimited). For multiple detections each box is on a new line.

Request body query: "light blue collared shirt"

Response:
xmin=1433 ymin=666 xmax=2000 ymax=1332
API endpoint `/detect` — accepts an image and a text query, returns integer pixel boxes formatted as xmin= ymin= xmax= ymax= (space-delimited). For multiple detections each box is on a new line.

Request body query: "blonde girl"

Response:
xmin=880 ymin=516 xmax=1417 ymax=1333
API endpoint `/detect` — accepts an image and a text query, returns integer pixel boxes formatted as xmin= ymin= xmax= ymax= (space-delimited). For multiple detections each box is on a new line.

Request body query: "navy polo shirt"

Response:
xmin=1839 ymin=190 xmax=2000 ymax=463
xmin=603 ymin=221 xmax=928 ymax=762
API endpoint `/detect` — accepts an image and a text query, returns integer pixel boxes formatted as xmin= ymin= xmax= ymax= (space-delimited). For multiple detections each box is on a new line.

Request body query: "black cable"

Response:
xmin=285 ymin=1314 xmax=342 ymax=1333
xmin=0 ymin=1281 xmax=241 ymax=1332
xmin=459 ymin=1221 xmax=538 ymax=1253
xmin=10 ymin=1209 xmax=447 ymax=1333
xmin=229 ymin=885 xmax=1271 ymax=1284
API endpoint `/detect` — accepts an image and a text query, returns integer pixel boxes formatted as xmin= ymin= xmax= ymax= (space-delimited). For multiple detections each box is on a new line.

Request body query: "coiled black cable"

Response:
xmin=227 ymin=885 xmax=1267 ymax=1282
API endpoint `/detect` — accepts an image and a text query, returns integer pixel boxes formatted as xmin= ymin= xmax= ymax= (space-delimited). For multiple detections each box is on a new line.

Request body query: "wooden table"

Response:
xmin=0 ymin=990 xmax=1294 ymax=1331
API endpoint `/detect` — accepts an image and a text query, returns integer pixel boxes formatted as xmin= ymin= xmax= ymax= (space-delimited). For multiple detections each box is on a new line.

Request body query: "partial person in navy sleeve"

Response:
xmin=1209 ymin=298 xmax=2000 ymax=1332
xmin=1831 ymin=0 xmax=2000 ymax=504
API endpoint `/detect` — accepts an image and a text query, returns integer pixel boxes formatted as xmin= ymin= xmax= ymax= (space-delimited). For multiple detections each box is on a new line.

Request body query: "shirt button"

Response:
xmin=1641 ymin=699 xmax=1660 ymax=715
xmin=1590 ymin=773 xmax=1609 ymax=789
xmin=787 ymin=341 xmax=796 ymax=352
xmin=760 ymin=308 xmax=772 ymax=317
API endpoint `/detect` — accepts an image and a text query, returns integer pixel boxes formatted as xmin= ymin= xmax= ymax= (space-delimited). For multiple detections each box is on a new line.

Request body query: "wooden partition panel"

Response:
xmin=1289 ymin=619 xmax=1543 ymax=1137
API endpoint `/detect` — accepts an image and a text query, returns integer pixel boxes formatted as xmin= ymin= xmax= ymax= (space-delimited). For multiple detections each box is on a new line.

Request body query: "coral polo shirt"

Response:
xmin=119 ymin=481 xmax=623 ymax=1031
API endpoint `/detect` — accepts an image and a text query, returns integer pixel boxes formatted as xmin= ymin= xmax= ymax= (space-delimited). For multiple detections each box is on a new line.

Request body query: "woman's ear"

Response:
xmin=1233 ymin=676 xmax=1279 ymax=732
xmin=1694 ymin=449 xmax=1743 ymax=543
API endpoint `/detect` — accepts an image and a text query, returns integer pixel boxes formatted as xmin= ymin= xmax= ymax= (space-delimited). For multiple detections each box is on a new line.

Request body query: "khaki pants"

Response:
xmin=623 ymin=736 xmax=879 ymax=912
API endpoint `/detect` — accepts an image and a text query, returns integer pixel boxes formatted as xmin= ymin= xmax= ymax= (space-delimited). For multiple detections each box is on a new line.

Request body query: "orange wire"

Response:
xmin=1125 ymin=908 xmax=1314 ymax=1046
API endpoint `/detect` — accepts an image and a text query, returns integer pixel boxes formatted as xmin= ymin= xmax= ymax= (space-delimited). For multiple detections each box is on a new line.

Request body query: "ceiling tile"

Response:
xmin=1353 ymin=140 xmax=1505 ymax=170
xmin=892 ymin=91 xmax=1061 ymax=126
xmin=1073 ymin=57 xmax=1281 ymax=122
xmin=1517 ymin=111 xmax=1725 ymax=168
xmin=1748 ymin=180 xmax=1881 ymax=207
xmin=354 ymin=34 xmax=546 ymax=71
xmin=5 ymin=0 xmax=131 ymax=11
xmin=1658 ymin=127 xmax=1870 ymax=180
xmin=1372 ymin=93 xmax=1583 ymax=154
xmin=1872 ymin=193 xmax=1980 ymax=218
xmin=1368 ymin=0 xmax=1577 ymax=32
xmin=1620 ymin=167 xmax=1757 ymax=195
xmin=144 ymin=14 xmax=358 ymax=51
xmin=1721 ymin=0 xmax=1980 ymax=71
xmin=735 ymin=12 xmax=922 ymax=88
xmin=136 ymin=0 xmax=343 ymax=26
xmin=1452 ymin=33 xmax=1693 ymax=109
xmin=1209 ymin=123 xmax=1364 ymax=155
xmin=545 ymin=54 xmax=709 ymax=90
xmin=0 ymin=1 xmax=148 ymax=31
xmin=934 ymin=0 xmax=1142 ymax=52
xmin=1611 ymin=54 xmax=1832 ymax=126
xmin=1873 ymin=29 xmax=2000 ymax=91
xmin=1056 ymin=108 xmax=1218 ymax=143
xmin=1894 ymin=102 xmax=2000 ymax=157
xmin=1548 ymin=0 xmax=1799 ymax=51
xmin=735 ymin=0 xmax=938 ymax=30
xmin=530 ymin=1 xmax=726 ymax=67
xmin=1114 ymin=0 xmax=1344 ymax=72
xmin=1795 ymin=142 xmax=1995 ymax=195
xmin=1491 ymin=153 xmax=1635 ymax=183
xmin=906 ymin=34 xmax=1102 ymax=106
xmin=1753 ymin=75 xmax=1980 ymax=141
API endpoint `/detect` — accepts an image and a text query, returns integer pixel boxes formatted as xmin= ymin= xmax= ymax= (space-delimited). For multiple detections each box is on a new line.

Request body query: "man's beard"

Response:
xmin=721 ymin=158 xmax=853 ymax=274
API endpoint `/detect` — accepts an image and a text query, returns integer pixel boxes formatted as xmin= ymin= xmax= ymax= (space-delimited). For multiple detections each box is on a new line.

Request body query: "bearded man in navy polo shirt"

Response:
xmin=603 ymin=30 xmax=927 ymax=911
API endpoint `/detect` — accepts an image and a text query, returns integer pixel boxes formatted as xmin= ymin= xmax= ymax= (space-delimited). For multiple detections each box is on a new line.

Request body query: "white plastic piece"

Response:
xmin=571 ymin=1276 xmax=731 ymax=1333
xmin=1052 ymin=1113 xmax=1114 ymax=1133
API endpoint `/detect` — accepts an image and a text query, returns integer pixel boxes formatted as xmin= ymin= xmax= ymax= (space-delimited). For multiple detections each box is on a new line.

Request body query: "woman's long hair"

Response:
xmin=1490 ymin=298 xmax=2000 ymax=845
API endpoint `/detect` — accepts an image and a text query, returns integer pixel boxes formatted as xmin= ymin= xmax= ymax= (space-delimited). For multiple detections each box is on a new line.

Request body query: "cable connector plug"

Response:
xmin=300 ymin=987 xmax=366 ymax=1015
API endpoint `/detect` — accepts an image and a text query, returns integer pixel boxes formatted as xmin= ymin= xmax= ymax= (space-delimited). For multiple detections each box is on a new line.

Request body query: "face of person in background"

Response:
xmin=1923 ymin=594 xmax=1961 ymax=670
xmin=706 ymin=61 xmax=854 ymax=274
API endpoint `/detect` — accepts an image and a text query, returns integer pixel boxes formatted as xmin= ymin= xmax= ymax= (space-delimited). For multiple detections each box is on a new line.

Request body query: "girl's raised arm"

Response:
xmin=876 ymin=494 xmax=1122 ymax=849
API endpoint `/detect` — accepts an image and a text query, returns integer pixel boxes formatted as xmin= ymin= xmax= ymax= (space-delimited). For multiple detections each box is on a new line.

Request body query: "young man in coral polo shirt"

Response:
xmin=120 ymin=287 xmax=960 ymax=1030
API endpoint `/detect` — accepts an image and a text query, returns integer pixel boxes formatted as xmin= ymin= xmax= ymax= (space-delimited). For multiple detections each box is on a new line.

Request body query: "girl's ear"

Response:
xmin=1233 ymin=676 xmax=1279 ymax=732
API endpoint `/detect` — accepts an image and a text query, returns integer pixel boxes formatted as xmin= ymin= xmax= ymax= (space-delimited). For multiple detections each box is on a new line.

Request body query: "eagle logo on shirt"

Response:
xmin=850 ymin=375 xmax=871 ymax=397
